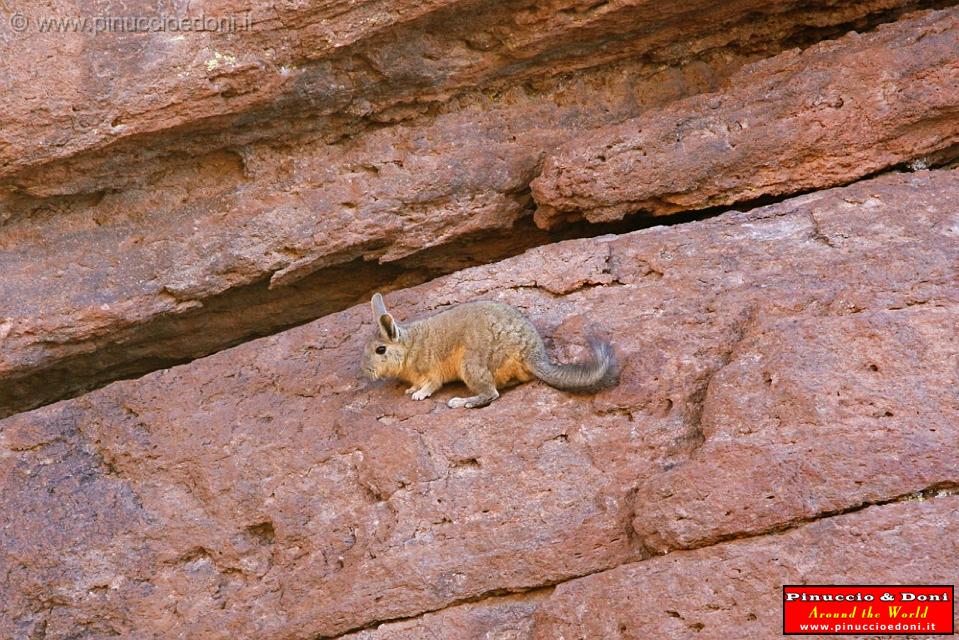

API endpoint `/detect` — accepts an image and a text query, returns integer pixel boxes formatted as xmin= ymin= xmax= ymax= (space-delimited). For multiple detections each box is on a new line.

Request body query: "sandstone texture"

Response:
xmin=532 ymin=6 xmax=959 ymax=225
xmin=3 ymin=170 xmax=957 ymax=638
xmin=3 ymin=2 xmax=959 ymax=638
xmin=1 ymin=1 xmax=953 ymax=417
xmin=1 ymin=0 xmax=937 ymax=187
xmin=344 ymin=498 xmax=959 ymax=639
xmin=533 ymin=497 xmax=959 ymax=640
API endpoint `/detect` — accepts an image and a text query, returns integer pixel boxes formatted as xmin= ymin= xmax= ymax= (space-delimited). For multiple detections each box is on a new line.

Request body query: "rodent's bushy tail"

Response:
xmin=531 ymin=337 xmax=616 ymax=393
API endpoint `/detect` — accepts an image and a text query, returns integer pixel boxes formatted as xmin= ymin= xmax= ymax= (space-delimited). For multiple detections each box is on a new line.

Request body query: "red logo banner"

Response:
xmin=783 ymin=585 xmax=954 ymax=635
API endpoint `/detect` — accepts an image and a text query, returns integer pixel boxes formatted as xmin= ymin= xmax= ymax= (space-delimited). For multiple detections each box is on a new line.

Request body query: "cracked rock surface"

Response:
xmin=1 ymin=1 xmax=952 ymax=418
xmin=2 ymin=169 xmax=957 ymax=638
xmin=532 ymin=6 xmax=959 ymax=225
xmin=344 ymin=497 xmax=959 ymax=639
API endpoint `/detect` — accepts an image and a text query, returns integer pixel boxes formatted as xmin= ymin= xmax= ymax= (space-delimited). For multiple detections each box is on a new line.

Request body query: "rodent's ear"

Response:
xmin=378 ymin=313 xmax=402 ymax=341
xmin=371 ymin=292 xmax=388 ymax=319
xmin=372 ymin=292 xmax=402 ymax=340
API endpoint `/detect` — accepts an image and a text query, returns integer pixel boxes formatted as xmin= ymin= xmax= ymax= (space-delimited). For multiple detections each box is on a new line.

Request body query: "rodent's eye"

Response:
xmin=375 ymin=345 xmax=387 ymax=355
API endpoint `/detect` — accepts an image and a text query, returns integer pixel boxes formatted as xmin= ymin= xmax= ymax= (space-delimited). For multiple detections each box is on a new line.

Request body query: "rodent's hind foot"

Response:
xmin=447 ymin=390 xmax=499 ymax=409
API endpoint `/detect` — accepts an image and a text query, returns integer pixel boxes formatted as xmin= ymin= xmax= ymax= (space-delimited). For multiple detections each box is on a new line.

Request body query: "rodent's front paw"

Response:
xmin=411 ymin=388 xmax=433 ymax=401
xmin=404 ymin=386 xmax=417 ymax=395
xmin=447 ymin=397 xmax=468 ymax=409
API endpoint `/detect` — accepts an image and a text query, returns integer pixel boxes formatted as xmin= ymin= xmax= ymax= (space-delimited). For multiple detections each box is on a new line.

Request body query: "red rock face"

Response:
xmin=2 ymin=170 xmax=956 ymax=638
xmin=342 ymin=498 xmax=959 ymax=639
xmin=0 ymin=1 xmax=950 ymax=418
xmin=2 ymin=3 xmax=958 ymax=638
xmin=531 ymin=7 xmax=959 ymax=226
xmin=533 ymin=498 xmax=959 ymax=639
xmin=1 ymin=0 xmax=936 ymax=185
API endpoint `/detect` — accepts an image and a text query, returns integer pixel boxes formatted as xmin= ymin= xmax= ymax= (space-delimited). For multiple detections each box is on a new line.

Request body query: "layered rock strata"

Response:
xmin=2 ymin=3 xmax=954 ymax=418
xmin=3 ymin=169 xmax=956 ymax=638
xmin=532 ymin=6 xmax=959 ymax=225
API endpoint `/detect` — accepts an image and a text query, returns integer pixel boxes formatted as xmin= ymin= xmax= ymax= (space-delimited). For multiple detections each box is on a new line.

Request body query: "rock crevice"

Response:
xmin=3 ymin=3 xmax=959 ymax=419
xmin=3 ymin=5 xmax=958 ymax=638
xmin=2 ymin=170 xmax=956 ymax=638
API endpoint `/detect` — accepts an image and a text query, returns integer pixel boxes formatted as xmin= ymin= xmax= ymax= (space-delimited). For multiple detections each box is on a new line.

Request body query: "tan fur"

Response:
xmin=362 ymin=293 xmax=614 ymax=409
xmin=494 ymin=356 xmax=534 ymax=388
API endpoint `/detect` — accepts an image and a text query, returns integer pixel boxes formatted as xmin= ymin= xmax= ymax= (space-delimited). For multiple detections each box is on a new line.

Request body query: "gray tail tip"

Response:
xmin=587 ymin=336 xmax=619 ymax=388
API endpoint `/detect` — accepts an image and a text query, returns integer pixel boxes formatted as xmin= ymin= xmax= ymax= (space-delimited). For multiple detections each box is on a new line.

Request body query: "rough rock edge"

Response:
xmin=2 ymin=169 xmax=957 ymax=638
xmin=3 ymin=0 xmax=942 ymax=190
xmin=335 ymin=492 xmax=959 ymax=639
xmin=531 ymin=6 xmax=959 ymax=226
xmin=3 ymin=5 xmax=956 ymax=421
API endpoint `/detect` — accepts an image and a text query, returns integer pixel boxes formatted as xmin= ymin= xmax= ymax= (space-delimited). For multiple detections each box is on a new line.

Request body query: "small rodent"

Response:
xmin=362 ymin=292 xmax=615 ymax=408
